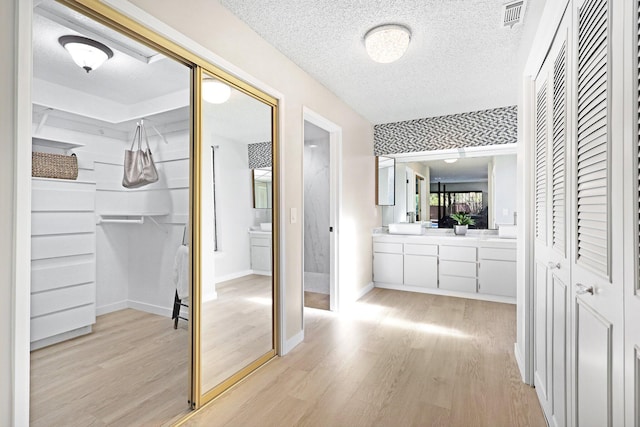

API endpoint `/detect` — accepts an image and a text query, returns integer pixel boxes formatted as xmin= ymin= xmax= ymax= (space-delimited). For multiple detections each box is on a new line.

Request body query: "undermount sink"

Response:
xmin=388 ymin=223 xmax=423 ymax=235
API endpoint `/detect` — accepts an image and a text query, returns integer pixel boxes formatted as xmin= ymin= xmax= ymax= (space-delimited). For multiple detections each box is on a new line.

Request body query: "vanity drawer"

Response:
xmin=439 ymin=245 xmax=476 ymax=262
xmin=251 ymin=237 xmax=271 ymax=247
xmin=479 ymin=247 xmax=516 ymax=261
xmin=404 ymin=243 xmax=438 ymax=256
xmin=373 ymin=242 xmax=403 ymax=254
xmin=440 ymin=260 xmax=476 ymax=278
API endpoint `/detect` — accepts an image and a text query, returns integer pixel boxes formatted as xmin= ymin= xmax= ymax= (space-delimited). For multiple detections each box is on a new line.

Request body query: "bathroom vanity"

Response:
xmin=372 ymin=230 xmax=516 ymax=303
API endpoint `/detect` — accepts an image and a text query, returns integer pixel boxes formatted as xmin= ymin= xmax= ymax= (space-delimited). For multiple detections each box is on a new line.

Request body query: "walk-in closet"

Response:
xmin=28 ymin=1 xmax=278 ymax=424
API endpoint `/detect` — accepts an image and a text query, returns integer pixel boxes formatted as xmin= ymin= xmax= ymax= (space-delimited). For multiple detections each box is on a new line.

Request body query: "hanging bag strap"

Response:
xmin=140 ymin=119 xmax=153 ymax=154
xmin=129 ymin=122 xmax=142 ymax=151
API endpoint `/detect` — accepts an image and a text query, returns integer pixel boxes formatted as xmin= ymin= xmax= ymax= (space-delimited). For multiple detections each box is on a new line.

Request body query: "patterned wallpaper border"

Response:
xmin=374 ymin=106 xmax=518 ymax=155
xmin=248 ymin=141 xmax=272 ymax=169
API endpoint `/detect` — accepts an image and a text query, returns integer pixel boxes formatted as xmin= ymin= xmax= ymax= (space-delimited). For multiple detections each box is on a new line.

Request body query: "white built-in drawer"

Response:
xmin=32 ymin=212 xmax=95 ymax=236
xmin=439 ymin=245 xmax=476 ymax=262
xmin=31 ymin=260 xmax=95 ymax=293
xmin=440 ymin=260 xmax=477 ymax=278
xmin=31 ymin=283 xmax=95 ymax=317
xmin=31 ymin=187 xmax=95 ymax=212
xmin=404 ymin=243 xmax=438 ymax=256
xmin=30 ymin=304 xmax=95 ymax=343
xmin=479 ymin=247 xmax=516 ymax=261
xmin=373 ymin=242 xmax=403 ymax=254
xmin=251 ymin=237 xmax=271 ymax=247
xmin=439 ymin=276 xmax=477 ymax=293
xmin=31 ymin=234 xmax=96 ymax=260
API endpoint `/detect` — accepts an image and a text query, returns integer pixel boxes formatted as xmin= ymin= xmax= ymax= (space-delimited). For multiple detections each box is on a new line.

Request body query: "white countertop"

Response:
xmin=248 ymin=230 xmax=272 ymax=236
xmin=373 ymin=229 xmax=516 ymax=248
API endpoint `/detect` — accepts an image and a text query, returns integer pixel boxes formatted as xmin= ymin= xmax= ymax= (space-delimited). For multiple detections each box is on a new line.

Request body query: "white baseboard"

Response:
xmin=127 ymin=299 xmax=173 ymax=318
xmin=355 ymin=282 xmax=374 ymax=301
xmin=96 ymin=300 xmax=128 ymax=316
xmin=514 ymin=343 xmax=529 ymax=384
xmin=31 ymin=325 xmax=92 ymax=351
xmin=374 ymin=282 xmax=516 ymax=304
xmin=216 ymin=270 xmax=254 ymax=283
xmin=203 ymin=291 xmax=218 ymax=303
xmin=251 ymin=269 xmax=272 ymax=276
xmin=282 ymin=329 xmax=304 ymax=355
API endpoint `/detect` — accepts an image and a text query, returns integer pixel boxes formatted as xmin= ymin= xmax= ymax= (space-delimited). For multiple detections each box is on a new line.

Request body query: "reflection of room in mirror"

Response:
xmin=200 ymin=72 xmax=275 ymax=397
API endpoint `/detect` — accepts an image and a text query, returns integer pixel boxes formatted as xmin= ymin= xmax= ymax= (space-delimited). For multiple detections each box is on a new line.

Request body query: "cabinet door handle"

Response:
xmin=576 ymin=283 xmax=594 ymax=295
xmin=548 ymin=262 xmax=561 ymax=270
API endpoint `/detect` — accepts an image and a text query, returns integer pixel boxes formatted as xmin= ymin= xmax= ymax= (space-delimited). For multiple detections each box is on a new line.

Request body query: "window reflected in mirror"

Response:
xmin=252 ymin=168 xmax=272 ymax=209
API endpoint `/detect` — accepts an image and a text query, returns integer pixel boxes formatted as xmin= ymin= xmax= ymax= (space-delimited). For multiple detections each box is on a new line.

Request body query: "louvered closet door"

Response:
xmin=571 ymin=0 xmax=624 ymax=425
xmin=532 ymin=17 xmax=571 ymax=427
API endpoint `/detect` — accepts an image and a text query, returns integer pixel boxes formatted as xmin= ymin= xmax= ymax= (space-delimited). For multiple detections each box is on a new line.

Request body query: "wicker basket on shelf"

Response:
xmin=32 ymin=152 xmax=78 ymax=180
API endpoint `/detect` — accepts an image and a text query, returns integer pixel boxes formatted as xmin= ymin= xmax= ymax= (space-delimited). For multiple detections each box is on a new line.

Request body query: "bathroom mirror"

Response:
xmin=376 ymin=156 xmax=395 ymax=206
xmin=253 ymin=167 xmax=272 ymax=208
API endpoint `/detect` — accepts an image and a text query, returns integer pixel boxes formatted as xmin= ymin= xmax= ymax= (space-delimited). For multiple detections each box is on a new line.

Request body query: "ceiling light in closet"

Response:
xmin=444 ymin=158 xmax=458 ymax=164
xmin=202 ymin=79 xmax=231 ymax=104
xmin=59 ymin=35 xmax=113 ymax=73
xmin=364 ymin=24 xmax=411 ymax=64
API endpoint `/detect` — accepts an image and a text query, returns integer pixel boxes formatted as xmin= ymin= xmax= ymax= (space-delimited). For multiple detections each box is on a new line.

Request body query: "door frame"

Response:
xmin=302 ymin=107 xmax=342 ymax=313
xmin=12 ymin=0 xmax=287 ymax=421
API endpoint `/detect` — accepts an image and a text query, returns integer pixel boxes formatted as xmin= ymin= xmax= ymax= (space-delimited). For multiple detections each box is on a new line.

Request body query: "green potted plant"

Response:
xmin=450 ymin=212 xmax=475 ymax=236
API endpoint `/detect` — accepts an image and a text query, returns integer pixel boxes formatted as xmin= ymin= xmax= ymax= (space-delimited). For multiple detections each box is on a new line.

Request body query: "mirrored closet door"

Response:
xmin=196 ymin=69 xmax=278 ymax=404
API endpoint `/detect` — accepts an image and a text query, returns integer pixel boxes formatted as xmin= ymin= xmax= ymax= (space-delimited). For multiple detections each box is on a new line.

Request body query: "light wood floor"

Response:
xmin=30 ymin=309 xmax=190 ymax=427
xmin=201 ymin=274 xmax=273 ymax=392
xmin=183 ymin=288 xmax=546 ymax=427
xmin=304 ymin=291 xmax=330 ymax=310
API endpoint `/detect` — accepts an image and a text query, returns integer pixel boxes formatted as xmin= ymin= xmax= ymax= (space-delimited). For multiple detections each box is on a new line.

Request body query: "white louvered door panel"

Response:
xmin=533 ymin=20 xmax=571 ymax=427
xmin=552 ymin=42 xmax=567 ymax=256
xmin=536 ymin=81 xmax=548 ymax=243
xmin=576 ymin=0 xmax=609 ymax=276
xmin=572 ymin=0 xmax=624 ymax=425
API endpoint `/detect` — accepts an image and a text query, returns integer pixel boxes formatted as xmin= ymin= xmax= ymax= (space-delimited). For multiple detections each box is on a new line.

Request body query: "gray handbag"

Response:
xmin=122 ymin=120 xmax=159 ymax=188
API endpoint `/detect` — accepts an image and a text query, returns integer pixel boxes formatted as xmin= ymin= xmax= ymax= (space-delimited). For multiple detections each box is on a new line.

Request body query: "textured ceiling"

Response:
xmin=220 ymin=0 xmax=545 ymax=124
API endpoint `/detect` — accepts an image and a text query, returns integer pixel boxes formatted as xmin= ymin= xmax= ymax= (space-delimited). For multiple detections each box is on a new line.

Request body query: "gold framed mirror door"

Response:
xmin=46 ymin=0 xmax=280 ymax=419
xmin=194 ymin=68 xmax=279 ymax=408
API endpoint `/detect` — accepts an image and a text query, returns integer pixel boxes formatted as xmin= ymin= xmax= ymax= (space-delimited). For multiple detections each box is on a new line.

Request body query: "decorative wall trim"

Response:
xmin=248 ymin=141 xmax=272 ymax=168
xmin=374 ymin=106 xmax=518 ymax=155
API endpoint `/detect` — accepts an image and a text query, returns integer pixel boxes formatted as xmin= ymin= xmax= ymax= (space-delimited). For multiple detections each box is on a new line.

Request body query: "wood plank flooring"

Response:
xmin=304 ymin=291 xmax=330 ymax=310
xmin=30 ymin=308 xmax=190 ymax=427
xmin=183 ymin=288 xmax=545 ymax=427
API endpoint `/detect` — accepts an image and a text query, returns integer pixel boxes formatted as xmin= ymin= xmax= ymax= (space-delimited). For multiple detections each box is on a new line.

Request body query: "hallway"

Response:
xmin=184 ymin=288 xmax=545 ymax=427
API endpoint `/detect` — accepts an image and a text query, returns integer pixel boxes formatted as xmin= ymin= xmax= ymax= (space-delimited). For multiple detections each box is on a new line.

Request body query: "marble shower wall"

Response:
xmin=303 ymin=130 xmax=330 ymax=279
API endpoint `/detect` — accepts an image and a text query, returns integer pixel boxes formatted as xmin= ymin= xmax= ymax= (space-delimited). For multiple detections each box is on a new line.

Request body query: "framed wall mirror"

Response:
xmin=253 ymin=167 xmax=272 ymax=209
xmin=376 ymin=155 xmax=395 ymax=206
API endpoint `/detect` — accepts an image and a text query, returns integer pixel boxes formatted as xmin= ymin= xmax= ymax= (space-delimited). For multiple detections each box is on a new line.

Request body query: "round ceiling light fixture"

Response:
xmin=364 ymin=24 xmax=411 ymax=64
xmin=444 ymin=158 xmax=458 ymax=164
xmin=202 ymin=79 xmax=231 ymax=104
xmin=59 ymin=35 xmax=113 ymax=73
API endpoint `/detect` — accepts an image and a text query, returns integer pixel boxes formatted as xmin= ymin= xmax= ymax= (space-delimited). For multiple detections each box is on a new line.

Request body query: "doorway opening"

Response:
xmin=302 ymin=108 xmax=341 ymax=314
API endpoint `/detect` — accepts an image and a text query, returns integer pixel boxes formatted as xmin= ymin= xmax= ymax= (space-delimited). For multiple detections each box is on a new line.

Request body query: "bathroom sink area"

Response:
xmin=388 ymin=223 xmax=423 ymax=235
xmin=260 ymin=222 xmax=272 ymax=231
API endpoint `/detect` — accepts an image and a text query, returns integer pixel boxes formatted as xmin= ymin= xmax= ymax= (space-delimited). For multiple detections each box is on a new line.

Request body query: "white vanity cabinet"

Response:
xmin=478 ymin=247 xmax=516 ymax=297
xmin=372 ymin=242 xmax=403 ymax=284
xmin=372 ymin=234 xmax=516 ymax=303
xmin=438 ymin=245 xmax=477 ymax=293
xmin=403 ymin=243 xmax=438 ymax=288
xmin=249 ymin=232 xmax=272 ymax=275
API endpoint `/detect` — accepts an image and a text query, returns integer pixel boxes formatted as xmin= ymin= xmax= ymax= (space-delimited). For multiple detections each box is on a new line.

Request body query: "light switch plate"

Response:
xmin=290 ymin=207 xmax=297 ymax=223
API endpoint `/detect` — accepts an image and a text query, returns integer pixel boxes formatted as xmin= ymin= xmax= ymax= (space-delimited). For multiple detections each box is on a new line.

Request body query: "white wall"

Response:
xmin=126 ymin=0 xmax=376 ymax=342
xmin=493 ymin=155 xmax=517 ymax=226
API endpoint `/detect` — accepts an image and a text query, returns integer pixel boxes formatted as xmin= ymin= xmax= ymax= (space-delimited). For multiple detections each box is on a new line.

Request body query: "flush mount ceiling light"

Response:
xmin=202 ymin=79 xmax=231 ymax=104
xmin=444 ymin=158 xmax=458 ymax=164
xmin=59 ymin=35 xmax=113 ymax=73
xmin=364 ymin=24 xmax=411 ymax=64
